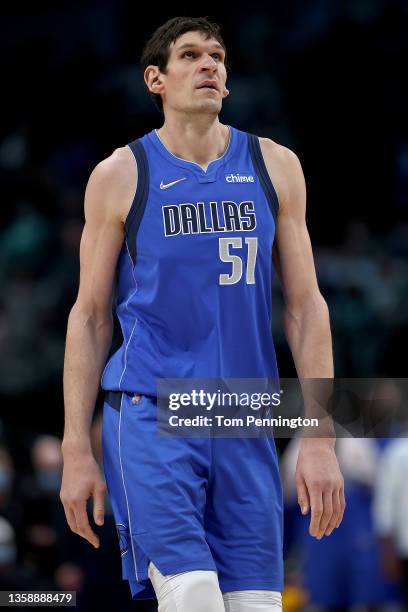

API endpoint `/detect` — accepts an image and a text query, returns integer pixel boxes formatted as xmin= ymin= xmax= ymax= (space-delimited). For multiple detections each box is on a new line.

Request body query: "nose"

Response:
xmin=200 ymin=53 xmax=218 ymax=72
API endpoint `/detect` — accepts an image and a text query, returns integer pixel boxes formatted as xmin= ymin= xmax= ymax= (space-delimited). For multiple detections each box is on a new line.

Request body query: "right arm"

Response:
xmin=60 ymin=146 xmax=136 ymax=548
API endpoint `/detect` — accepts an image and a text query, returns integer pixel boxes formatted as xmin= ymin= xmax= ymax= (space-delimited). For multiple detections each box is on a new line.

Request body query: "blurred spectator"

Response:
xmin=281 ymin=436 xmax=400 ymax=611
xmin=373 ymin=435 xmax=408 ymax=609
xmin=0 ymin=517 xmax=16 ymax=567
xmin=0 ymin=446 xmax=13 ymax=508
xmin=0 ymin=515 xmax=54 ymax=591
xmin=18 ymin=436 xmax=63 ymax=579
xmin=0 ymin=204 xmax=64 ymax=396
xmin=0 ymin=443 xmax=22 ymax=531
xmin=31 ymin=435 xmax=63 ymax=497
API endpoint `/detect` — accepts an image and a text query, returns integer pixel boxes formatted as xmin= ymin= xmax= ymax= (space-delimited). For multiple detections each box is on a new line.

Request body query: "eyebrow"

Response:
xmin=176 ymin=42 xmax=225 ymax=53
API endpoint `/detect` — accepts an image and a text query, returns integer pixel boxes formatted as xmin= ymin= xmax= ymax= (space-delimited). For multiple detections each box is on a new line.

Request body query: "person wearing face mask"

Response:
xmin=31 ymin=436 xmax=63 ymax=496
xmin=35 ymin=470 xmax=62 ymax=495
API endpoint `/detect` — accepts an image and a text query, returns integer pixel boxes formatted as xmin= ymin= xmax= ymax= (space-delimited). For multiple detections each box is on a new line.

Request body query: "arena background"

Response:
xmin=0 ymin=2 xmax=407 ymax=610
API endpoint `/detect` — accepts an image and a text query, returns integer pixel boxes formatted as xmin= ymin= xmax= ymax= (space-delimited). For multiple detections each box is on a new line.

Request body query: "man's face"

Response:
xmin=147 ymin=31 xmax=229 ymax=115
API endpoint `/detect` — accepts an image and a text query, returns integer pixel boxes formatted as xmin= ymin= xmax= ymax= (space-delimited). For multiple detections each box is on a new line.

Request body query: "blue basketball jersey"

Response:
xmin=101 ymin=125 xmax=280 ymax=395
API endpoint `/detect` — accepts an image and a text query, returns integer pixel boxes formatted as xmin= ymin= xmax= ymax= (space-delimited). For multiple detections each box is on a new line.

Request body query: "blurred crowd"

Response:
xmin=281 ymin=434 xmax=408 ymax=611
xmin=0 ymin=419 xmax=156 ymax=611
xmin=1 ymin=0 xmax=407 ymax=610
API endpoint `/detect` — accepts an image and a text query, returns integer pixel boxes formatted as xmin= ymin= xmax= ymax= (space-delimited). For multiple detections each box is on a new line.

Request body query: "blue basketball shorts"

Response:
xmin=101 ymin=390 xmax=284 ymax=600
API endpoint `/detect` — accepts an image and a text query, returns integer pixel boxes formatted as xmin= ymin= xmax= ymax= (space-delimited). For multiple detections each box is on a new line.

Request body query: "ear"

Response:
xmin=144 ymin=65 xmax=164 ymax=95
xmin=222 ymin=86 xmax=230 ymax=99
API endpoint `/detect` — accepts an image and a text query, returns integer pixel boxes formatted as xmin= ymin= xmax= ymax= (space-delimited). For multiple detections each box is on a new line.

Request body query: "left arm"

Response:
xmin=260 ymin=138 xmax=345 ymax=538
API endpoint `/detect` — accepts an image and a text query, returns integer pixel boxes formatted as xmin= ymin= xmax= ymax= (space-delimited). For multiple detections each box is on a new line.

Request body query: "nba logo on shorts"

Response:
xmin=116 ymin=523 xmax=128 ymax=556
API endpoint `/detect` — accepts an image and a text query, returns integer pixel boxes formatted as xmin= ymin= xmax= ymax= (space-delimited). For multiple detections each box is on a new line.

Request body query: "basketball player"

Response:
xmin=60 ymin=16 xmax=345 ymax=611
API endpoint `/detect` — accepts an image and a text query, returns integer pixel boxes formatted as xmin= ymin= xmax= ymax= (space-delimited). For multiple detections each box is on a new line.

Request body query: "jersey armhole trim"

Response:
xmin=247 ymin=133 xmax=279 ymax=224
xmin=124 ymin=139 xmax=150 ymax=266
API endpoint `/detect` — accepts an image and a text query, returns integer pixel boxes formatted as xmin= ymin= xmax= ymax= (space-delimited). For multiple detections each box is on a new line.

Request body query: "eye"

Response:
xmin=211 ymin=53 xmax=221 ymax=61
xmin=183 ymin=51 xmax=196 ymax=59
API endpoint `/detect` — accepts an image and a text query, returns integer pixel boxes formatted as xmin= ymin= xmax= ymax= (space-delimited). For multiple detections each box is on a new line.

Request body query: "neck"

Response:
xmin=157 ymin=116 xmax=230 ymax=171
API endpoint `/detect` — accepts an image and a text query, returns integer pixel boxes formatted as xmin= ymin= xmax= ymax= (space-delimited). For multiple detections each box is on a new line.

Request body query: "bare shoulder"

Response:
xmin=258 ymin=137 xmax=305 ymax=210
xmin=85 ymin=145 xmax=137 ymax=225
xmin=259 ymin=137 xmax=303 ymax=177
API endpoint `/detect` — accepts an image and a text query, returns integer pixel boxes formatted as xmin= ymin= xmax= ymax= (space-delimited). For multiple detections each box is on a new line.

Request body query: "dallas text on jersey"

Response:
xmin=162 ymin=200 xmax=257 ymax=237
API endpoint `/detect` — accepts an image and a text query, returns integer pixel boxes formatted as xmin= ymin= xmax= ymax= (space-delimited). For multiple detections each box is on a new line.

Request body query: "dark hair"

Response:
xmin=140 ymin=16 xmax=227 ymax=112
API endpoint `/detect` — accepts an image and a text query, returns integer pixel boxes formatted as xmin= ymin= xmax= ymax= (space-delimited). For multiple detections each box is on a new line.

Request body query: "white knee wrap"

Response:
xmin=148 ymin=562 xmax=282 ymax=612
xmin=148 ymin=561 xmax=225 ymax=612
xmin=223 ymin=589 xmax=282 ymax=611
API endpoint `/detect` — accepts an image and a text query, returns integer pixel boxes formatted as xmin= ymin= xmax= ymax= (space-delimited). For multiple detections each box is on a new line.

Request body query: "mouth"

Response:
xmin=196 ymin=81 xmax=219 ymax=92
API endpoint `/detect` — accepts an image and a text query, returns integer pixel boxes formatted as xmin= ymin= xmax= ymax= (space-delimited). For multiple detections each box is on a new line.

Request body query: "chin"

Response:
xmin=195 ymin=99 xmax=222 ymax=113
xmin=175 ymin=99 xmax=221 ymax=115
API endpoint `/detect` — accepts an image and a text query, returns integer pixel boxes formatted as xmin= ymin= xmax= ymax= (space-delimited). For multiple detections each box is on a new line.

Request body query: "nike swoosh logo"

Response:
xmin=160 ymin=177 xmax=187 ymax=190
